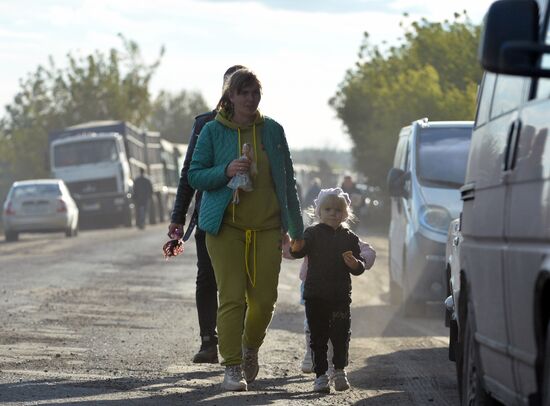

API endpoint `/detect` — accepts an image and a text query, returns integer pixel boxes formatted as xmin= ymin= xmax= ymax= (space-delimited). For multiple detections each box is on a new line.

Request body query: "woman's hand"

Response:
xmin=342 ymin=251 xmax=360 ymax=270
xmin=226 ymin=158 xmax=251 ymax=177
xmin=167 ymin=223 xmax=184 ymax=239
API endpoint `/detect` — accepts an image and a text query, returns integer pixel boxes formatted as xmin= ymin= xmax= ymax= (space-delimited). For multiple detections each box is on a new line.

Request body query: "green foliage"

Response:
xmin=0 ymin=35 xmax=164 ymax=199
xmin=331 ymin=12 xmax=482 ymax=186
xmin=149 ymin=90 xmax=209 ymax=144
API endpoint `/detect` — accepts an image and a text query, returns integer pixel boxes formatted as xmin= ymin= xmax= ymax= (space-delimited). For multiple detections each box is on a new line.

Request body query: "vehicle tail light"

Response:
xmin=4 ymin=201 xmax=15 ymax=216
xmin=56 ymin=199 xmax=67 ymax=213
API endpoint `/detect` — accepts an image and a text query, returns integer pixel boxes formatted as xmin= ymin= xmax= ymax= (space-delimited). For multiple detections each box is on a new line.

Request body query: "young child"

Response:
xmin=299 ymin=238 xmax=376 ymax=375
xmin=290 ymin=187 xmax=368 ymax=393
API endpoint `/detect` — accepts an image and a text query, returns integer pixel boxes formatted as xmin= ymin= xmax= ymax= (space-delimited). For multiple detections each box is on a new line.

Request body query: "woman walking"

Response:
xmin=188 ymin=68 xmax=303 ymax=391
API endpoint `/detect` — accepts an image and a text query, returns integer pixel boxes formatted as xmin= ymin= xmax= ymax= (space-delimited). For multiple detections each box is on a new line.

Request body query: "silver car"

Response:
xmin=2 ymin=179 xmax=79 ymax=242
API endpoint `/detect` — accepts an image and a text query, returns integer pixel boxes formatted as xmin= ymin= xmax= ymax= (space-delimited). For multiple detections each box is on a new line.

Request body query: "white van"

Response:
xmin=450 ymin=0 xmax=550 ymax=404
xmin=387 ymin=119 xmax=473 ymax=315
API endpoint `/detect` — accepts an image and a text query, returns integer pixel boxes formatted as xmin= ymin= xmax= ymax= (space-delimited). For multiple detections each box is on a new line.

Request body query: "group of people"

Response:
xmin=167 ymin=66 xmax=376 ymax=393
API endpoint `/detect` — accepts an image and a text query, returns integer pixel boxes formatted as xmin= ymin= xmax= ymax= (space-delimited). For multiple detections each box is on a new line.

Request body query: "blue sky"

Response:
xmin=0 ymin=0 xmax=494 ymax=150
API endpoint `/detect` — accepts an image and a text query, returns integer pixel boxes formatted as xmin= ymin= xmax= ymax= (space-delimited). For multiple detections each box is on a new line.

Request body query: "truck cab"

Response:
xmin=50 ymin=131 xmax=134 ymax=226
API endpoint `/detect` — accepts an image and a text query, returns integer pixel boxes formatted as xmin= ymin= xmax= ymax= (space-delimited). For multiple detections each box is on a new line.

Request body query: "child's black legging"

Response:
xmin=305 ymin=298 xmax=351 ymax=377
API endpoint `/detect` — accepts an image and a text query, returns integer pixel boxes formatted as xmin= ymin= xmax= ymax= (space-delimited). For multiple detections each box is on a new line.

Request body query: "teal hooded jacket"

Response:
xmin=188 ymin=115 xmax=304 ymax=239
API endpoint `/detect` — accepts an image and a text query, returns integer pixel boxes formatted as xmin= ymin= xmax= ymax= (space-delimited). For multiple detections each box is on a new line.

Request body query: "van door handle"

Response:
xmin=503 ymin=120 xmax=521 ymax=171
xmin=460 ymin=182 xmax=475 ymax=201
xmin=508 ymin=120 xmax=521 ymax=170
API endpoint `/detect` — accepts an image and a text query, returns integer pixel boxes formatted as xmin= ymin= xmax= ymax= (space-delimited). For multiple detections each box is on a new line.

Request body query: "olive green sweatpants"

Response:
xmin=206 ymin=225 xmax=282 ymax=366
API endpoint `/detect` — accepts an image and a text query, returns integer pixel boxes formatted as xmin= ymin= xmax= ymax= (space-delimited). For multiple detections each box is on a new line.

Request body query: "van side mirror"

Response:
xmin=387 ymin=168 xmax=410 ymax=199
xmin=479 ymin=0 xmax=550 ymax=78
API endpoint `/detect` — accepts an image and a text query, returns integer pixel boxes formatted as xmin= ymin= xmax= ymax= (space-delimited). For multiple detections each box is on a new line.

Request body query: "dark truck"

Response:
xmin=48 ymin=120 xmax=185 ymax=227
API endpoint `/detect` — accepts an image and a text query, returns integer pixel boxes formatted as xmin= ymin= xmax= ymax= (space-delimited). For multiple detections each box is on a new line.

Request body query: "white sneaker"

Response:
xmin=313 ymin=374 xmax=330 ymax=393
xmin=222 ymin=365 xmax=247 ymax=391
xmin=301 ymin=349 xmax=314 ymax=373
xmin=332 ymin=369 xmax=350 ymax=391
xmin=242 ymin=347 xmax=259 ymax=383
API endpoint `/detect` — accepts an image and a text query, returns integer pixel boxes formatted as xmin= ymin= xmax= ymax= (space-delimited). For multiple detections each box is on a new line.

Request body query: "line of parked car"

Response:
xmin=387 ymin=1 xmax=550 ymax=404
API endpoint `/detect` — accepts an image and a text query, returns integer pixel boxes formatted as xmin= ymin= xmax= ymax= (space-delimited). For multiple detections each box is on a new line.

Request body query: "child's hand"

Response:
xmin=342 ymin=251 xmax=360 ymax=270
xmin=281 ymin=233 xmax=294 ymax=260
xmin=290 ymin=239 xmax=305 ymax=253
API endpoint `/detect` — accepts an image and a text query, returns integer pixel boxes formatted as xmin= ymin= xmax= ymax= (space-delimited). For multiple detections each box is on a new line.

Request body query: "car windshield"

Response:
xmin=11 ymin=184 xmax=61 ymax=199
xmin=53 ymin=139 xmax=118 ymax=167
xmin=416 ymin=126 xmax=472 ymax=188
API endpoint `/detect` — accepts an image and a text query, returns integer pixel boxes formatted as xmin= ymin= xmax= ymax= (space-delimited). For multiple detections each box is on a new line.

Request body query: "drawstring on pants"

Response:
xmin=244 ymin=229 xmax=257 ymax=287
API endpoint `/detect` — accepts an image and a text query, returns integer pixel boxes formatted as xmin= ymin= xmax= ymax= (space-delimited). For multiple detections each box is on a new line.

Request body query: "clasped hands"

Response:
xmin=226 ymin=157 xmax=251 ymax=178
xmin=289 ymin=239 xmax=360 ymax=270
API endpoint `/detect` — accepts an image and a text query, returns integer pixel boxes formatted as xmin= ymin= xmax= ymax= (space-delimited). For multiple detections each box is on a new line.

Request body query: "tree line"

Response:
xmin=0 ymin=35 xmax=208 ymax=200
xmin=330 ymin=12 xmax=482 ymax=187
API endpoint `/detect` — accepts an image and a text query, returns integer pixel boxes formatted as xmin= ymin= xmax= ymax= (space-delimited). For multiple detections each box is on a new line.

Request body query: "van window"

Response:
xmin=535 ymin=0 xmax=548 ymax=14
xmin=12 ymin=184 xmax=62 ymax=199
xmin=393 ymin=138 xmax=404 ymax=167
xmin=403 ymin=139 xmax=410 ymax=171
xmin=475 ymin=73 xmax=496 ymax=127
xmin=53 ymin=139 xmax=118 ymax=167
xmin=416 ymin=127 xmax=472 ymax=189
xmin=536 ymin=9 xmax=550 ymax=98
xmin=490 ymin=75 xmax=527 ymax=117
xmin=393 ymin=129 xmax=409 ymax=168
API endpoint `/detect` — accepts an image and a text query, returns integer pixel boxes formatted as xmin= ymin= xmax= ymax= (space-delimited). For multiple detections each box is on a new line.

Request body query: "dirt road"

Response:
xmin=0 ymin=223 xmax=459 ymax=405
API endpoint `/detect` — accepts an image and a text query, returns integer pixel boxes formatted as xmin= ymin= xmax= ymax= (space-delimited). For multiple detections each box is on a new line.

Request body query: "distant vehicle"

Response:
xmin=48 ymin=121 xmax=186 ymax=228
xmin=387 ymin=119 xmax=473 ymax=315
xmin=356 ymin=184 xmax=386 ymax=226
xmin=452 ymin=0 xmax=550 ymax=404
xmin=2 ymin=179 xmax=79 ymax=242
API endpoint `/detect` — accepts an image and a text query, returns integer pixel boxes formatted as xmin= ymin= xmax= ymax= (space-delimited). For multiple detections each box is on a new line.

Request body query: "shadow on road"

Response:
xmin=0 ymin=372 xmax=340 ymax=405
xmin=349 ymin=347 xmax=459 ymax=405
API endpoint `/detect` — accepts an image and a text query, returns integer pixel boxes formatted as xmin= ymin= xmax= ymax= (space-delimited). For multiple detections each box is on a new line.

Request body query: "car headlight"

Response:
xmin=420 ymin=205 xmax=452 ymax=233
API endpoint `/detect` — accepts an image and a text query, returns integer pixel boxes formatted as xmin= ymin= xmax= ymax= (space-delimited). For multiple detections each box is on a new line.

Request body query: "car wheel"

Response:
xmin=459 ymin=307 xmax=497 ymax=405
xmin=449 ymin=318 xmax=458 ymax=362
xmin=5 ymin=230 xmax=18 ymax=242
xmin=542 ymin=321 xmax=550 ymax=406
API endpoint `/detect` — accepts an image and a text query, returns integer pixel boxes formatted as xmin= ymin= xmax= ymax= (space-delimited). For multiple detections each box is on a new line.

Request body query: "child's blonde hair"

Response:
xmin=306 ymin=187 xmax=356 ymax=228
